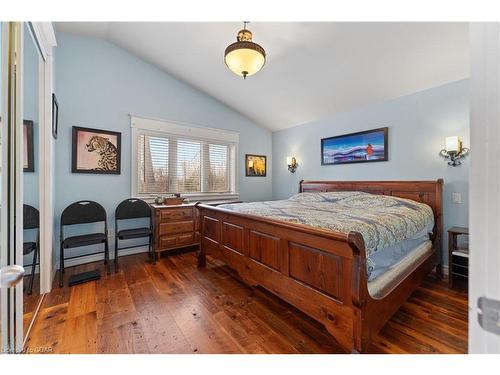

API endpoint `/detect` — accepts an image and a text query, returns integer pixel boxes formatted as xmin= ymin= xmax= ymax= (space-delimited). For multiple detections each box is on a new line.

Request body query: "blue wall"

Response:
xmin=54 ymin=32 xmax=469 ymax=269
xmin=54 ymin=33 xmax=273 ymax=261
xmin=272 ymin=79 xmax=469 ymax=264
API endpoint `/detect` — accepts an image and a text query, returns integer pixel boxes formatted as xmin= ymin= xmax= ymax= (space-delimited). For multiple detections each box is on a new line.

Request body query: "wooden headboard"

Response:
xmin=299 ymin=179 xmax=443 ymax=241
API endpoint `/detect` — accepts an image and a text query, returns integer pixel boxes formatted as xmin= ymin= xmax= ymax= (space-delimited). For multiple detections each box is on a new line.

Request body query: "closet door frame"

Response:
xmin=28 ymin=22 xmax=56 ymax=294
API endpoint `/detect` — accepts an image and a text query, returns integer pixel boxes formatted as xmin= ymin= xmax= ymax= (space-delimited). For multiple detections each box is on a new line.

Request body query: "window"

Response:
xmin=132 ymin=116 xmax=238 ymax=199
xmin=138 ymin=134 xmax=169 ymax=194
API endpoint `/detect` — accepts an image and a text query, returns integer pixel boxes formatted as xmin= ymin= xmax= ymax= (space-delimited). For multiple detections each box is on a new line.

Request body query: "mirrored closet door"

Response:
xmin=22 ymin=22 xmax=43 ymax=337
xmin=0 ymin=21 xmax=4 ymax=353
xmin=0 ymin=22 xmax=54 ymax=352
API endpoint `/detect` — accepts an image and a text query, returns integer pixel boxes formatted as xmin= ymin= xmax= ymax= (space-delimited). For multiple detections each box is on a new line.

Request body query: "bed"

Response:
xmin=196 ymin=180 xmax=443 ymax=353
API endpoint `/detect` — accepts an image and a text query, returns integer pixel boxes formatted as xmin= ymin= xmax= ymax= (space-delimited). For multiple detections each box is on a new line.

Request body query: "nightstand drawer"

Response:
xmin=159 ymin=220 xmax=194 ymax=235
xmin=159 ymin=236 xmax=177 ymax=248
xmin=160 ymin=208 xmax=193 ymax=221
xmin=177 ymin=233 xmax=195 ymax=245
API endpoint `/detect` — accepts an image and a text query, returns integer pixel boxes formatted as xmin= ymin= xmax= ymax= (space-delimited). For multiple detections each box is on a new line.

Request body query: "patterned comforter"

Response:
xmin=218 ymin=191 xmax=434 ymax=277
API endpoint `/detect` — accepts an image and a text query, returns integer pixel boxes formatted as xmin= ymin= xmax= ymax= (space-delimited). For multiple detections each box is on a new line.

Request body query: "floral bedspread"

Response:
xmin=218 ymin=191 xmax=434 ymax=276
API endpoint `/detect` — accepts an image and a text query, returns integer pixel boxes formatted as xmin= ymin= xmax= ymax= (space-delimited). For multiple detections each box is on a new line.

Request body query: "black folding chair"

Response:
xmin=115 ymin=198 xmax=154 ymax=272
xmin=23 ymin=204 xmax=39 ymax=295
xmin=59 ymin=200 xmax=110 ymax=287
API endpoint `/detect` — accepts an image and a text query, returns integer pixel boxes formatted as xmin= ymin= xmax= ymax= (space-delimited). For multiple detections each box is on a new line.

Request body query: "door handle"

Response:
xmin=0 ymin=265 xmax=25 ymax=288
xmin=478 ymin=296 xmax=500 ymax=335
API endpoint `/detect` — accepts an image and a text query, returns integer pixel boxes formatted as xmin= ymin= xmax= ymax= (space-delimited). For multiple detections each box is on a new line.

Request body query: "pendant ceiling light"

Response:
xmin=224 ymin=21 xmax=266 ymax=79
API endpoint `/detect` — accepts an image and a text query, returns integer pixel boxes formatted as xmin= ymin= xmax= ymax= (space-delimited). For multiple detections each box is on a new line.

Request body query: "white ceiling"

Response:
xmin=55 ymin=22 xmax=469 ymax=131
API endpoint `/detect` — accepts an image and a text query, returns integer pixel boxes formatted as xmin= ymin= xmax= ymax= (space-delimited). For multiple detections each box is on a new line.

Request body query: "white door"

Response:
xmin=469 ymin=22 xmax=500 ymax=353
xmin=0 ymin=21 xmax=25 ymax=354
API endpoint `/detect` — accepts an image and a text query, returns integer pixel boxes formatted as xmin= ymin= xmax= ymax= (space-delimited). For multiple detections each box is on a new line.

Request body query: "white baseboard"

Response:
xmin=55 ymin=245 xmax=149 ymax=270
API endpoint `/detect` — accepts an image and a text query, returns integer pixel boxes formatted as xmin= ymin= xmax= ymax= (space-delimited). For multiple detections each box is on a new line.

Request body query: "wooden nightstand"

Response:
xmin=151 ymin=203 xmax=198 ymax=259
xmin=151 ymin=200 xmax=242 ymax=259
xmin=448 ymin=226 xmax=469 ymax=289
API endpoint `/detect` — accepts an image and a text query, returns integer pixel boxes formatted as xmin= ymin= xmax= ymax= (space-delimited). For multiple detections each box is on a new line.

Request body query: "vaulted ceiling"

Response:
xmin=55 ymin=22 xmax=469 ymax=131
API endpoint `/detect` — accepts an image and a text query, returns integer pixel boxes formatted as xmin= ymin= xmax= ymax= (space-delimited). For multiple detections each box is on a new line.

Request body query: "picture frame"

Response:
xmin=72 ymin=126 xmax=122 ymax=174
xmin=321 ymin=127 xmax=388 ymax=165
xmin=23 ymin=120 xmax=34 ymax=172
xmin=52 ymin=93 xmax=58 ymax=139
xmin=245 ymin=154 xmax=267 ymax=177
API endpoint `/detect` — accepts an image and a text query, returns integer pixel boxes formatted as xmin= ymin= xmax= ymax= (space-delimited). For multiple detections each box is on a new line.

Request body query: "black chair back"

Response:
xmin=23 ymin=204 xmax=39 ymax=230
xmin=61 ymin=200 xmax=107 ymax=226
xmin=115 ymin=198 xmax=151 ymax=220
xmin=114 ymin=198 xmax=154 ymax=271
xmin=59 ymin=201 xmax=110 ymax=286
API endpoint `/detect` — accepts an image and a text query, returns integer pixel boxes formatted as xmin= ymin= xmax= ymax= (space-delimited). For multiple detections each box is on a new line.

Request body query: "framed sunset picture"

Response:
xmin=321 ymin=127 xmax=388 ymax=165
xmin=72 ymin=126 xmax=121 ymax=174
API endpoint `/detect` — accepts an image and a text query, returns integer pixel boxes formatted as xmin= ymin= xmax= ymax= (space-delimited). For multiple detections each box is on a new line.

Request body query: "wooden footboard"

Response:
xmin=196 ymin=180 xmax=443 ymax=353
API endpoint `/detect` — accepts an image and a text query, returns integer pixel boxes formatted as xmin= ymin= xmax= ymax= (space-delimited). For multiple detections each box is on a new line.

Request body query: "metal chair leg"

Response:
xmin=27 ymin=247 xmax=38 ymax=295
xmin=149 ymin=235 xmax=155 ymax=264
xmin=114 ymin=237 xmax=119 ymax=273
xmin=59 ymin=244 xmax=64 ymax=287
xmin=104 ymin=239 xmax=110 ymax=275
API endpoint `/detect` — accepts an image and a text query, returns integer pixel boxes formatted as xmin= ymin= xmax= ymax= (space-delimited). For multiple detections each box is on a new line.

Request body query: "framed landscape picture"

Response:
xmin=321 ymin=127 xmax=388 ymax=165
xmin=72 ymin=126 xmax=121 ymax=174
xmin=23 ymin=120 xmax=34 ymax=172
xmin=245 ymin=154 xmax=267 ymax=177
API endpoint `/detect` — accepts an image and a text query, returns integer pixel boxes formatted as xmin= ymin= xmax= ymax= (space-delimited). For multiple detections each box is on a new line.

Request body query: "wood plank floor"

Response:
xmin=24 ymin=274 xmax=43 ymax=336
xmin=26 ymin=249 xmax=468 ymax=354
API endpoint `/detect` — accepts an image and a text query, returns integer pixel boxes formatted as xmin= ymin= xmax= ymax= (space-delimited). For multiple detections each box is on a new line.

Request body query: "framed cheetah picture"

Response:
xmin=72 ymin=126 xmax=121 ymax=174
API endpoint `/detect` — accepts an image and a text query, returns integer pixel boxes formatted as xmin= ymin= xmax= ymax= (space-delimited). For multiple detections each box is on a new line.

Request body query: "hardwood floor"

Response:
xmin=24 ymin=274 xmax=43 ymax=336
xmin=26 ymin=249 xmax=468 ymax=354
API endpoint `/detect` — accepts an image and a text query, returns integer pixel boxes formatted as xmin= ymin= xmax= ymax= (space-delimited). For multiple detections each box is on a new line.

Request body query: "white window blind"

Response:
xmin=207 ymin=144 xmax=230 ymax=192
xmin=133 ymin=117 xmax=238 ymax=198
xmin=138 ymin=134 xmax=169 ymax=194
xmin=176 ymin=139 xmax=201 ymax=193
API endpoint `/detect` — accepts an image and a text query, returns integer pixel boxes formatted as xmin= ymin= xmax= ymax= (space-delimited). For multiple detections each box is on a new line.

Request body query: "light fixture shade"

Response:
xmin=446 ymin=136 xmax=460 ymax=152
xmin=224 ymin=26 xmax=266 ymax=78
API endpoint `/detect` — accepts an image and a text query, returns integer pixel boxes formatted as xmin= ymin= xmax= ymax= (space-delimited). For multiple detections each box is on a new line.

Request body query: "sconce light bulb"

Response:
xmin=287 ymin=156 xmax=297 ymax=173
xmin=440 ymin=136 xmax=469 ymax=167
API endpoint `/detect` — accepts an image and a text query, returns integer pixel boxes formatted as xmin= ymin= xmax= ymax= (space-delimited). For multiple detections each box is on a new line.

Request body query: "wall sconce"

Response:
xmin=287 ymin=156 xmax=298 ymax=173
xmin=440 ymin=136 xmax=469 ymax=166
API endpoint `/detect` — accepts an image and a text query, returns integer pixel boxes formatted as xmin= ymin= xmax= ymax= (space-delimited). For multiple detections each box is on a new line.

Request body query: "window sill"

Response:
xmin=136 ymin=193 xmax=240 ymax=204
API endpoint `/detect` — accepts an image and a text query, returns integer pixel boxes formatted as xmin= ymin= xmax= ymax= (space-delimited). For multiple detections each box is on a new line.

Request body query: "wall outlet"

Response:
xmin=452 ymin=192 xmax=462 ymax=204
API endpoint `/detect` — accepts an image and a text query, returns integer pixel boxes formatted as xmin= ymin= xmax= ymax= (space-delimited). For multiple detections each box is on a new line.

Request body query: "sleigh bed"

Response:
xmin=196 ymin=180 xmax=443 ymax=353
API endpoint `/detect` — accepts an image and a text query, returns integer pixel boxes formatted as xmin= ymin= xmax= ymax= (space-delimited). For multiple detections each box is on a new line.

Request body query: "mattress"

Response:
xmin=368 ymin=227 xmax=431 ymax=281
xmin=368 ymin=240 xmax=433 ymax=298
xmin=218 ymin=191 xmax=435 ymax=279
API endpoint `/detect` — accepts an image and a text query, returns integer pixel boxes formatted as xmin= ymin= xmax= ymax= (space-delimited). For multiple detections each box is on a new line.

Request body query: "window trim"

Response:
xmin=130 ymin=115 xmax=239 ymax=201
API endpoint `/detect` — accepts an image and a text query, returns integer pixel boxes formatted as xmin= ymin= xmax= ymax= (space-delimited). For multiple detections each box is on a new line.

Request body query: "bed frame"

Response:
xmin=196 ymin=180 xmax=443 ymax=353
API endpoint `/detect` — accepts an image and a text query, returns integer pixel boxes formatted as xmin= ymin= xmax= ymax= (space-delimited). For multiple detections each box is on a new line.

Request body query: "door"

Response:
xmin=0 ymin=21 xmax=25 ymax=354
xmin=469 ymin=22 xmax=500 ymax=353
xmin=22 ymin=21 xmax=45 ymax=343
